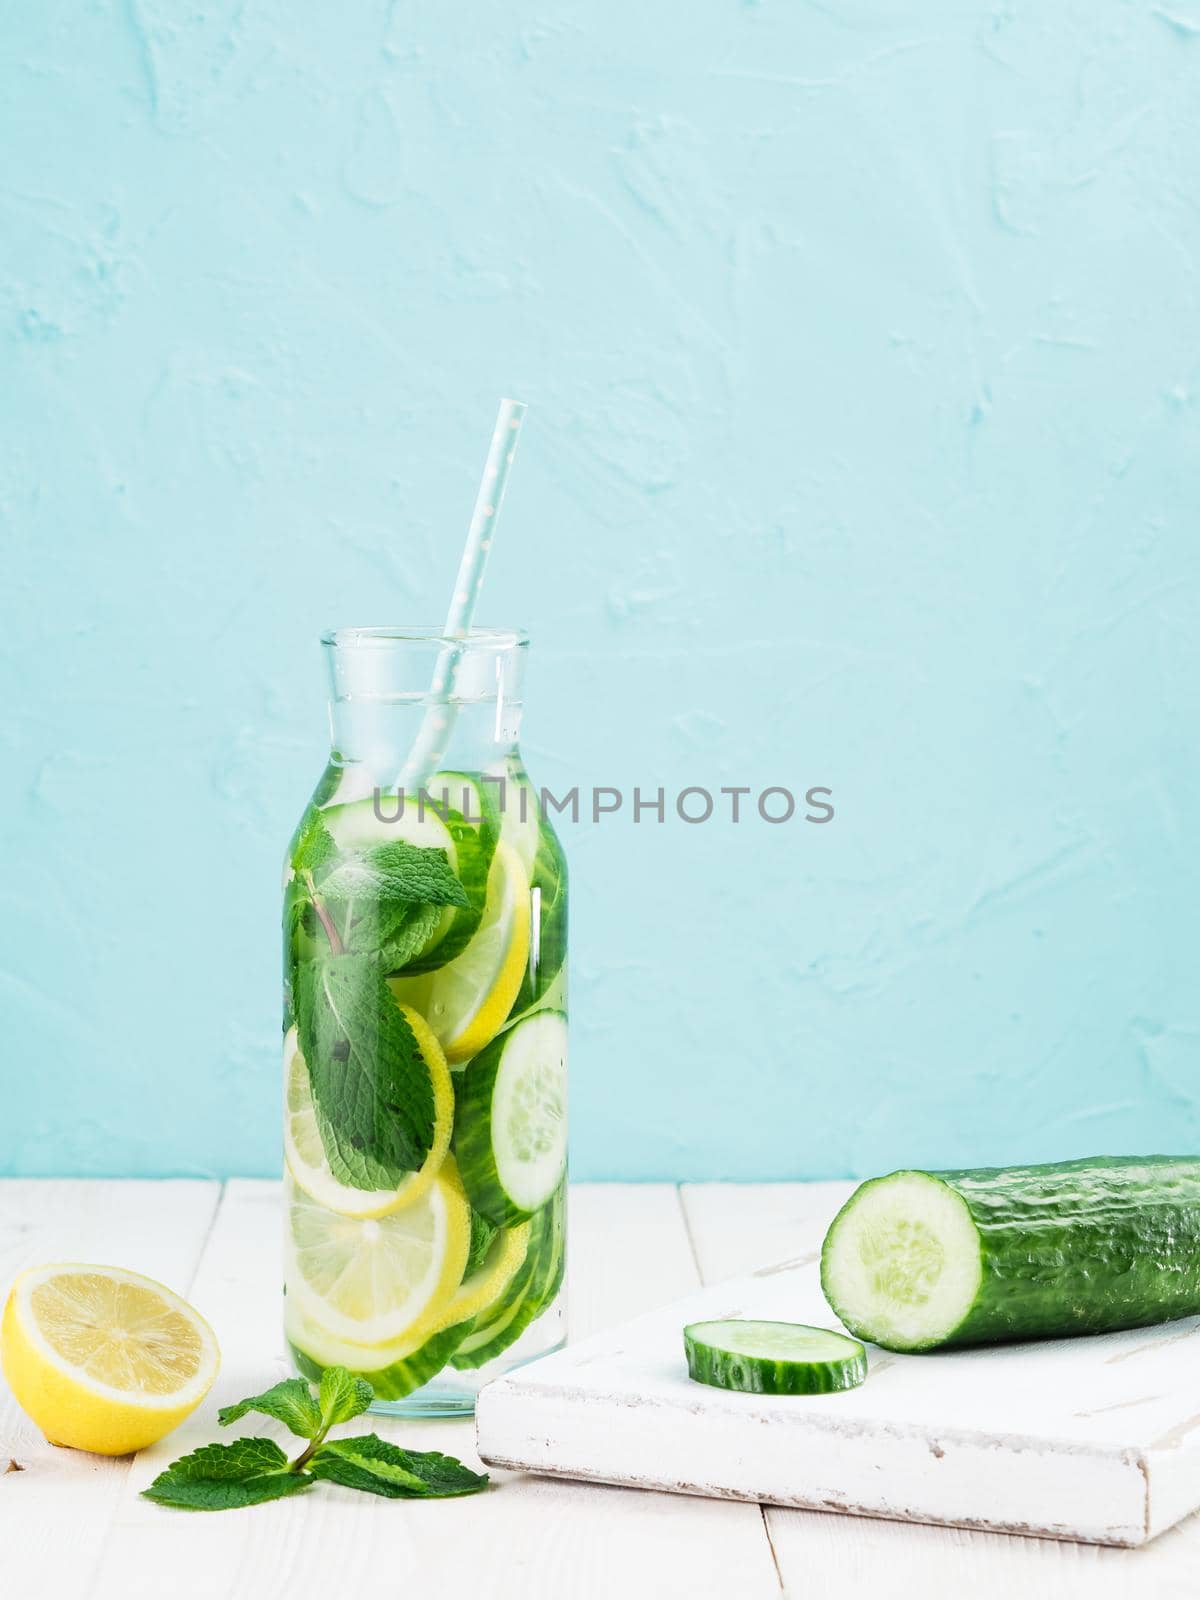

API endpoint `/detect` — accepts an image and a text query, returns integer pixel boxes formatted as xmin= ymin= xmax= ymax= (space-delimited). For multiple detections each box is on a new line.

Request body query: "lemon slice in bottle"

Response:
xmin=389 ymin=840 xmax=530 ymax=1065
xmin=284 ymin=1161 xmax=470 ymax=1347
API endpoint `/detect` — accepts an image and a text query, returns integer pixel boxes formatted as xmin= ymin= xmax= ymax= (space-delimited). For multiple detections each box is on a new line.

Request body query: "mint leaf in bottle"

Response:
xmin=142 ymin=1439 xmax=311 ymax=1511
xmin=291 ymin=808 xmax=338 ymax=875
xmin=294 ymin=953 xmax=436 ymax=1189
xmin=217 ymin=1378 xmax=323 ymax=1439
xmin=345 ymin=899 xmax=442 ymax=970
xmin=313 ymin=840 xmax=468 ymax=912
xmin=307 ymin=1435 xmax=488 ymax=1499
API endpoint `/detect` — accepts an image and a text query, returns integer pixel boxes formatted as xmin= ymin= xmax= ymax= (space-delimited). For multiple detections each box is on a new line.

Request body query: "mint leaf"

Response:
xmin=295 ymin=952 xmax=436 ymax=1189
xmin=378 ymin=903 xmax=443 ymax=970
xmin=314 ymin=841 xmax=468 ymax=912
xmin=218 ymin=1378 xmax=323 ymax=1439
xmin=344 ymin=899 xmax=442 ymax=970
xmin=307 ymin=1435 xmax=488 ymax=1499
xmin=291 ymin=807 xmax=338 ymax=875
xmin=466 ymin=1210 xmax=498 ymax=1277
xmin=318 ymin=1366 xmax=374 ymax=1430
xmin=142 ymin=1439 xmax=310 ymax=1511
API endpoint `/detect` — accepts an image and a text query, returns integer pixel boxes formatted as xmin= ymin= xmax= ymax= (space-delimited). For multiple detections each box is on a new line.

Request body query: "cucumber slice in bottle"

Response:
xmin=450 ymin=1183 xmax=565 ymax=1369
xmin=514 ymin=823 xmax=567 ymax=1014
xmin=492 ymin=756 xmax=540 ymax=877
xmin=288 ymin=1320 xmax=473 ymax=1400
xmin=454 ymin=1011 xmax=568 ymax=1225
xmin=395 ymin=779 xmax=495 ymax=975
xmin=684 ymin=1320 xmax=867 ymax=1395
xmin=426 ymin=771 xmax=501 ymax=839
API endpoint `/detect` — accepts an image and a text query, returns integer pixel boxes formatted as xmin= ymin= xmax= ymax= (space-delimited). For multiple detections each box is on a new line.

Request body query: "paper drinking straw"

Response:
xmin=398 ymin=397 xmax=528 ymax=791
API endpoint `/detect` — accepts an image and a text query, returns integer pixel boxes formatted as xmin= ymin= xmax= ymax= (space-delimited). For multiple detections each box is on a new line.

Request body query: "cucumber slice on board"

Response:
xmin=820 ymin=1156 xmax=1200 ymax=1353
xmin=684 ymin=1320 xmax=867 ymax=1395
xmin=454 ymin=1011 xmax=567 ymax=1225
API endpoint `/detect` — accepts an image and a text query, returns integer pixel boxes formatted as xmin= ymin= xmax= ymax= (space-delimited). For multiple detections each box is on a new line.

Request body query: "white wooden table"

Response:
xmin=2 ymin=1180 xmax=1198 ymax=1600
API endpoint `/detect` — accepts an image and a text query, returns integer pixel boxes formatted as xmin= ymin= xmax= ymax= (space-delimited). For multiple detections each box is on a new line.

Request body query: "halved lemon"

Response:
xmin=389 ymin=840 xmax=531 ymax=1065
xmin=283 ymin=1008 xmax=453 ymax=1219
xmin=1 ymin=1264 xmax=219 ymax=1455
xmin=284 ymin=1159 xmax=470 ymax=1346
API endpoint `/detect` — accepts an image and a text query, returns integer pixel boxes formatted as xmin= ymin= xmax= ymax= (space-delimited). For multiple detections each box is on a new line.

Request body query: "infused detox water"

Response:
xmin=282 ymin=628 xmax=567 ymax=1415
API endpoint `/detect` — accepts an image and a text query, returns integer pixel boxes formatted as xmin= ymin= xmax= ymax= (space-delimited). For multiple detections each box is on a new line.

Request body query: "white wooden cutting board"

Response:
xmin=475 ymin=1253 xmax=1200 ymax=1547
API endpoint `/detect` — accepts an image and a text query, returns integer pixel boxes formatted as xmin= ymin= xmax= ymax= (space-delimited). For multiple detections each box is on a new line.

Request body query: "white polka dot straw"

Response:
xmin=398 ymin=398 xmax=528 ymax=791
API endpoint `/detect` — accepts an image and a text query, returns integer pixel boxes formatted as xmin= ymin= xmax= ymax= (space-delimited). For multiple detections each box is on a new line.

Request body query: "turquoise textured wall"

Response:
xmin=2 ymin=2 xmax=1198 ymax=1179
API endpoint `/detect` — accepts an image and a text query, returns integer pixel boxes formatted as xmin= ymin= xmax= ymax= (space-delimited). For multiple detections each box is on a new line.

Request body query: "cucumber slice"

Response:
xmin=684 ymin=1320 xmax=867 ymax=1395
xmin=455 ymin=1011 xmax=567 ymax=1225
xmin=492 ymin=757 xmax=540 ymax=877
xmin=426 ymin=772 xmax=501 ymax=840
xmin=514 ymin=823 xmax=567 ymax=1014
xmin=821 ymin=1157 xmax=1200 ymax=1353
xmin=395 ymin=786 xmax=494 ymax=975
xmin=289 ymin=1321 xmax=471 ymax=1400
xmin=450 ymin=1183 xmax=565 ymax=1369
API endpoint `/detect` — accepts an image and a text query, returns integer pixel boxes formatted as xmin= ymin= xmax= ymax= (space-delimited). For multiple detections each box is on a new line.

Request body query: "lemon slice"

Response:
xmin=390 ymin=840 xmax=531 ymax=1066
xmin=284 ymin=1222 xmax=529 ymax=1383
xmin=1 ymin=1265 xmax=219 ymax=1455
xmin=283 ymin=1009 xmax=453 ymax=1219
xmin=284 ymin=1159 xmax=470 ymax=1346
xmin=284 ymin=1300 xmax=416 ymax=1374
xmin=421 ymin=1221 xmax=531 ymax=1336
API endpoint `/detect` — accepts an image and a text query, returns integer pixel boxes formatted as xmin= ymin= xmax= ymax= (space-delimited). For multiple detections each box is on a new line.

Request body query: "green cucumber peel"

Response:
xmin=684 ymin=1320 xmax=867 ymax=1395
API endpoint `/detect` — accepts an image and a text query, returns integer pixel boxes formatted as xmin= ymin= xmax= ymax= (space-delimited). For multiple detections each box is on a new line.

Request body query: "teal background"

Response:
xmin=2 ymin=3 xmax=1198 ymax=1180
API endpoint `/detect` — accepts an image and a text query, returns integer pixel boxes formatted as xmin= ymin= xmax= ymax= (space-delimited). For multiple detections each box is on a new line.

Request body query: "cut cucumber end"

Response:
xmin=820 ymin=1171 xmax=983 ymax=1352
xmin=684 ymin=1319 xmax=867 ymax=1395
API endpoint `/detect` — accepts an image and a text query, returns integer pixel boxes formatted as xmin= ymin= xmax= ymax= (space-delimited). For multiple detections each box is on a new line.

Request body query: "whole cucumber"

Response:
xmin=820 ymin=1156 xmax=1200 ymax=1352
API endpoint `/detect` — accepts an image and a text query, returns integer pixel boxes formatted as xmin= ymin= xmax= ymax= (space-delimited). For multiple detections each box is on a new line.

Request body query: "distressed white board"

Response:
xmin=475 ymin=1253 xmax=1200 ymax=1547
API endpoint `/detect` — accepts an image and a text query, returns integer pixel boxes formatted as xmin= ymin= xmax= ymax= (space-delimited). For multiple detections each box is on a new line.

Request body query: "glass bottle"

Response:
xmin=282 ymin=627 xmax=567 ymax=1415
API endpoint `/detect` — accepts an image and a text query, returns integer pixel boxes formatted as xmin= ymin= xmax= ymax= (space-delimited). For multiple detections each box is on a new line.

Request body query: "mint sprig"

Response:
xmin=143 ymin=1368 xmax=487 ymax=1512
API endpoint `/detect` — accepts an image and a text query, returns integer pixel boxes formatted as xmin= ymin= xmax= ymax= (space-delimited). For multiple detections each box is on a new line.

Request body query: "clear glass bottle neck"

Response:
xmin=322 ymin=629 xmax=527 ymax=779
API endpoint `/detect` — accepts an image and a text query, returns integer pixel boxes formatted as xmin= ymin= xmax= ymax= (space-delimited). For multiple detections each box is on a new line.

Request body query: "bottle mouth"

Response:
xmin=321 ymin=626 xmax=529 ymax=651
xmin=322 ymin=626 xmax=528 ymax=705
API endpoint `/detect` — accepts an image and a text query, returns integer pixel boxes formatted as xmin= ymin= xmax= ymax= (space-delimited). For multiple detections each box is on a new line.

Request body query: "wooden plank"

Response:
xmin=93 ymin=1181 xmax=782 ymax=1600
xmin=681 ymin=1183 xmax=1200 ymax=1597
xmin=765 ymin=1501 xmax=1200 ymax=1600
xmin=0 ymin=1179 xmax=221 ymax=1600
